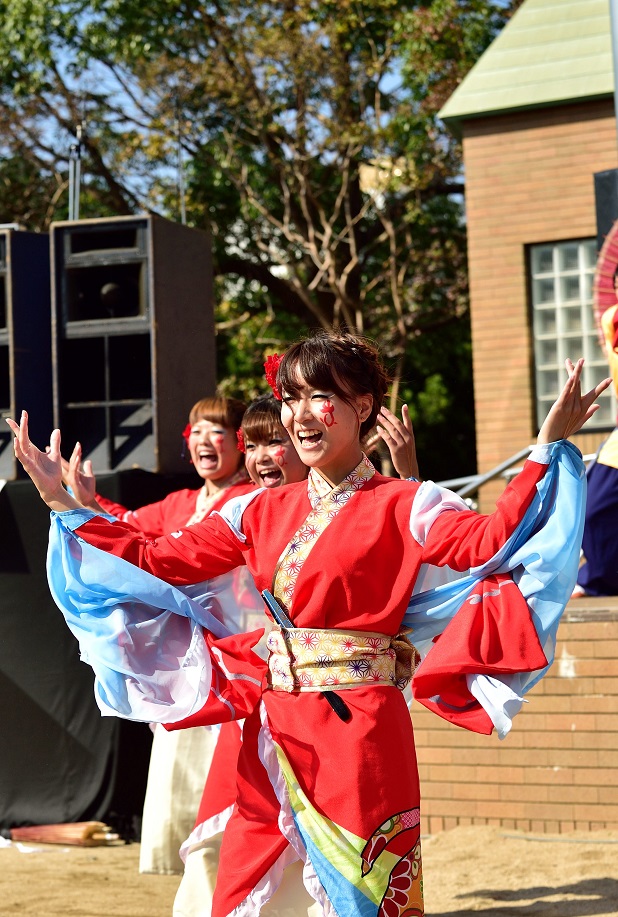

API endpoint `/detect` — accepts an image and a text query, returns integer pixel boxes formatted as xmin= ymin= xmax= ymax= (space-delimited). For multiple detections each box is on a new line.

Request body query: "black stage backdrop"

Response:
xmin=0 ymin=469 xmax=195 ymax=835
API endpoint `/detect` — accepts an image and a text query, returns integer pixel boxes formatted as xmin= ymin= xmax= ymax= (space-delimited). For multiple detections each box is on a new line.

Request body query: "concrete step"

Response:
xmin=565 ymin=594 xmax=618 ymax=621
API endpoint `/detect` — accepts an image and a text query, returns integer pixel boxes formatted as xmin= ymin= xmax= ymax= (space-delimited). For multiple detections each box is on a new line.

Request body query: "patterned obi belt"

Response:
xmin=266 ymin=627 xmax=418 ymax=693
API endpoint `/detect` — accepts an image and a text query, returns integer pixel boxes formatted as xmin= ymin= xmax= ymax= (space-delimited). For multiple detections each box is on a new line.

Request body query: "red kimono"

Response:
xmin=69 ymin=454 xmax=550 ymax=916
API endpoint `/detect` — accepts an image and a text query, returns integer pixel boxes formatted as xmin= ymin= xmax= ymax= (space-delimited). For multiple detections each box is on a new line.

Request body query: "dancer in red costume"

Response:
xmin=64 ymin=395 xmax=255 ymax=877
xmin=176 ymin=392 xmax=418 ymax=916
xmin=9 ymin=333 xmax=608 ymax=916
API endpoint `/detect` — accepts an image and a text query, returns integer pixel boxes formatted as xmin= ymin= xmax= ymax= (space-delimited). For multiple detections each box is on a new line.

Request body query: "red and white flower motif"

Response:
xmin=299 ymin=632 xmax=319 ymax=650
xmin=284 ymin=559 xmax=303 ymax=576
xmin=378 ymin=844 xmax=423 ymax=917
xmin=299 ymin=525 xmax=318 ymax=542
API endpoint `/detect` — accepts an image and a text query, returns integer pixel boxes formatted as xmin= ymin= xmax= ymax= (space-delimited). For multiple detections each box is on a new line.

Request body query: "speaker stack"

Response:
xmin=50 ymin=214 xmax=216 ymax=473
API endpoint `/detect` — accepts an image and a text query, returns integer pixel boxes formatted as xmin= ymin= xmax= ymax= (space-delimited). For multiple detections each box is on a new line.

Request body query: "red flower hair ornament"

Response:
xmin=236 ymin=428 xmax=246 ymax=453
xmin=264 ymin=353 xmax=283 ymax=401
xmin=181 ymin=423 xmax=193 ymax=462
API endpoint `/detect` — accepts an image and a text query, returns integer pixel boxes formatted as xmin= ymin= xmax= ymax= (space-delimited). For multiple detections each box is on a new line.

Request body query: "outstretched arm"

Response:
xmin=418 ymin=358 xmax=611 ymax=570
xmin=6 ymin=412 xmax=83 ymax=512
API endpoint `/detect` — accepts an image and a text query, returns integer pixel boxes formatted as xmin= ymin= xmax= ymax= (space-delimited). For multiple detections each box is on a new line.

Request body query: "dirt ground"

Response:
xmin=1 ymin=824 xmax=617 ymax=916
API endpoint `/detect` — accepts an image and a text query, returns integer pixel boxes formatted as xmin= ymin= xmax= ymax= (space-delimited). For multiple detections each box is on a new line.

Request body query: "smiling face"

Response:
xmin=188 ymin=419 xmax=242 ymax=484
xmin=280 ymin=373 xmax=372 ymax=485
xmin=244 ymin=424 xmax=307 ymax=488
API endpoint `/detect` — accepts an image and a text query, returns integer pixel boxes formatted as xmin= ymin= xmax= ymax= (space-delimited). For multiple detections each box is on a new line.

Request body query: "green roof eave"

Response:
xmin=441 ymin=90 xmax=613 ymax=140
xmin=438 ymin=0 xmax=613 ymax=139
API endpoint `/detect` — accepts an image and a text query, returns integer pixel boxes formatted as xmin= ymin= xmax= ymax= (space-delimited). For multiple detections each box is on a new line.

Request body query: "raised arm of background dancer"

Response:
xmin=376 ymin=404 xmax=419 ymax=480
xmin=7 ymin=413 xmax=83 ymax=512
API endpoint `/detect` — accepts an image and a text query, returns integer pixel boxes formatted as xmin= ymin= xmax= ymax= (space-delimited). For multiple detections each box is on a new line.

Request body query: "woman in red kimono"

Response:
xmin=8 ymin=333 xmax=609 ymax=917
xmin=65 ymin=394 xmax=256 ymax=877
xmin=573 ymin=304 xmax=618 ymax=598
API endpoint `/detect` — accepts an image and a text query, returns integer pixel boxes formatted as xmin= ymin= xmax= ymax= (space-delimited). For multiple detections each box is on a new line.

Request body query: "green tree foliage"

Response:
xmin=0 ymin=0 xmax=520 ymax=476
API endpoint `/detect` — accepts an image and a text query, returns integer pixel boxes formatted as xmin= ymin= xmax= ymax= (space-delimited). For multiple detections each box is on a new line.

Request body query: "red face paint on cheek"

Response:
xmin=273 ymin=446 xmax=286 ymax=467
xmin=212 ymin=433 xmax=226 ymax=451
xmin=320 ymin=401 xmax=337 ymax=427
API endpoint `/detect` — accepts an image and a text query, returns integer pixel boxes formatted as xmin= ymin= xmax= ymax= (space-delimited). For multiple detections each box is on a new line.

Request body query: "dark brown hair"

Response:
xmin=277 ymin=331 xmax=390 ymax=438
xmin=241 ymin=394 xmax=283 ymax=445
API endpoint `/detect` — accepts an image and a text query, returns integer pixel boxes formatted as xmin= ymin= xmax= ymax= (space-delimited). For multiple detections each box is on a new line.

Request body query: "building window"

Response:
xmin=530 ymin=239 xmax=616 ymax=430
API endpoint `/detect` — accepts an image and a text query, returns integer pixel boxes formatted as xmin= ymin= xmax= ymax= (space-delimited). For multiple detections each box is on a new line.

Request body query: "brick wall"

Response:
xmin=413 ymin=600 xmax=618 ymax=834
xmin=461 ymin=100 xmax=618 ymax=511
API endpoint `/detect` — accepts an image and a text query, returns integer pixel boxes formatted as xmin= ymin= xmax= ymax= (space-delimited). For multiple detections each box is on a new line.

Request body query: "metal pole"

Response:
xmin=176 ymin=108 xmax=187 ymax=225
xmin=68 ymin=156 xmax=75 ymax=220
xmin=610 ymin=0 xmax=618 ymax=151
xmin=74 ymin=124 xmax=82 ymax=221
xmin=178 ymin=134 xmax=187 ymax=225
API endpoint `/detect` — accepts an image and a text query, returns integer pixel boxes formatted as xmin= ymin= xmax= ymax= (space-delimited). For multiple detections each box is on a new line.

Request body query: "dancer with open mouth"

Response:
xmin=61 ymin=395 xmax=255 ymax=881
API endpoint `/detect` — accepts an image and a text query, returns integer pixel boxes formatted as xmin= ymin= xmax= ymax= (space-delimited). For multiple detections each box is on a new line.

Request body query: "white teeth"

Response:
xmin=298 ymin=430 xmax=321 ymax=443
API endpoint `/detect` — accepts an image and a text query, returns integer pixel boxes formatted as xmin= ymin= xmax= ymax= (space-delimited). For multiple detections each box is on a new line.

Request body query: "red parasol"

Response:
xmin=593 ymin=219 xmax=618 ymax=344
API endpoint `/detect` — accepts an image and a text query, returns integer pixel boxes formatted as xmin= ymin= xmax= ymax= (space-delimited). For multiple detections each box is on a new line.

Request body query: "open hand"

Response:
xmin=376 ymin=404 xmax=419 ymax=480
xmin=537 ymin=359 xmax=612 ymax=445
xmin=64 ymin=441 xmax=97 ymax=507
xmin=6 ymin=412 xmax=80 ymax=511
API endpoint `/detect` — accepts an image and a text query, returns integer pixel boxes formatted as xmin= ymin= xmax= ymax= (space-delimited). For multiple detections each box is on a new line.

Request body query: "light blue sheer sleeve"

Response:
xmin=404 ymin=440 xmax=586 ymax=736
xmin=47 ymin=513 xmax=235 ymax=723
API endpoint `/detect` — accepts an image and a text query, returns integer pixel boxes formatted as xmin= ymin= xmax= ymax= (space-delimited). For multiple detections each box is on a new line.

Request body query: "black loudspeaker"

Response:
xmin=0 ymin=228 xmax=53 ymax=479
xmin=594 ymin=169 xmax=618 ymax=252
xmin=51 ymin=215 xmax=216 ymax=473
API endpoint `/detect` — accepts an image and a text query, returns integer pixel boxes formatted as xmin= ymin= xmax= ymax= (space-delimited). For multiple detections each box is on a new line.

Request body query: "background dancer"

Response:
xmin=64 ymin=395 xmax=255 ymax=877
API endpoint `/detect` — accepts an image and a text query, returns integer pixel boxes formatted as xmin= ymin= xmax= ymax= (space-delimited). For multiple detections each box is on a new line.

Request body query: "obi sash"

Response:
xmin=267 ymin=627 xmax=418 ymax=692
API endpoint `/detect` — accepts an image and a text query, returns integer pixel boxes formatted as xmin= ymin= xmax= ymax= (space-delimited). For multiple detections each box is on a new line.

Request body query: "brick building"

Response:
xmin=413 ymin=0 xmax=618 ymax=835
